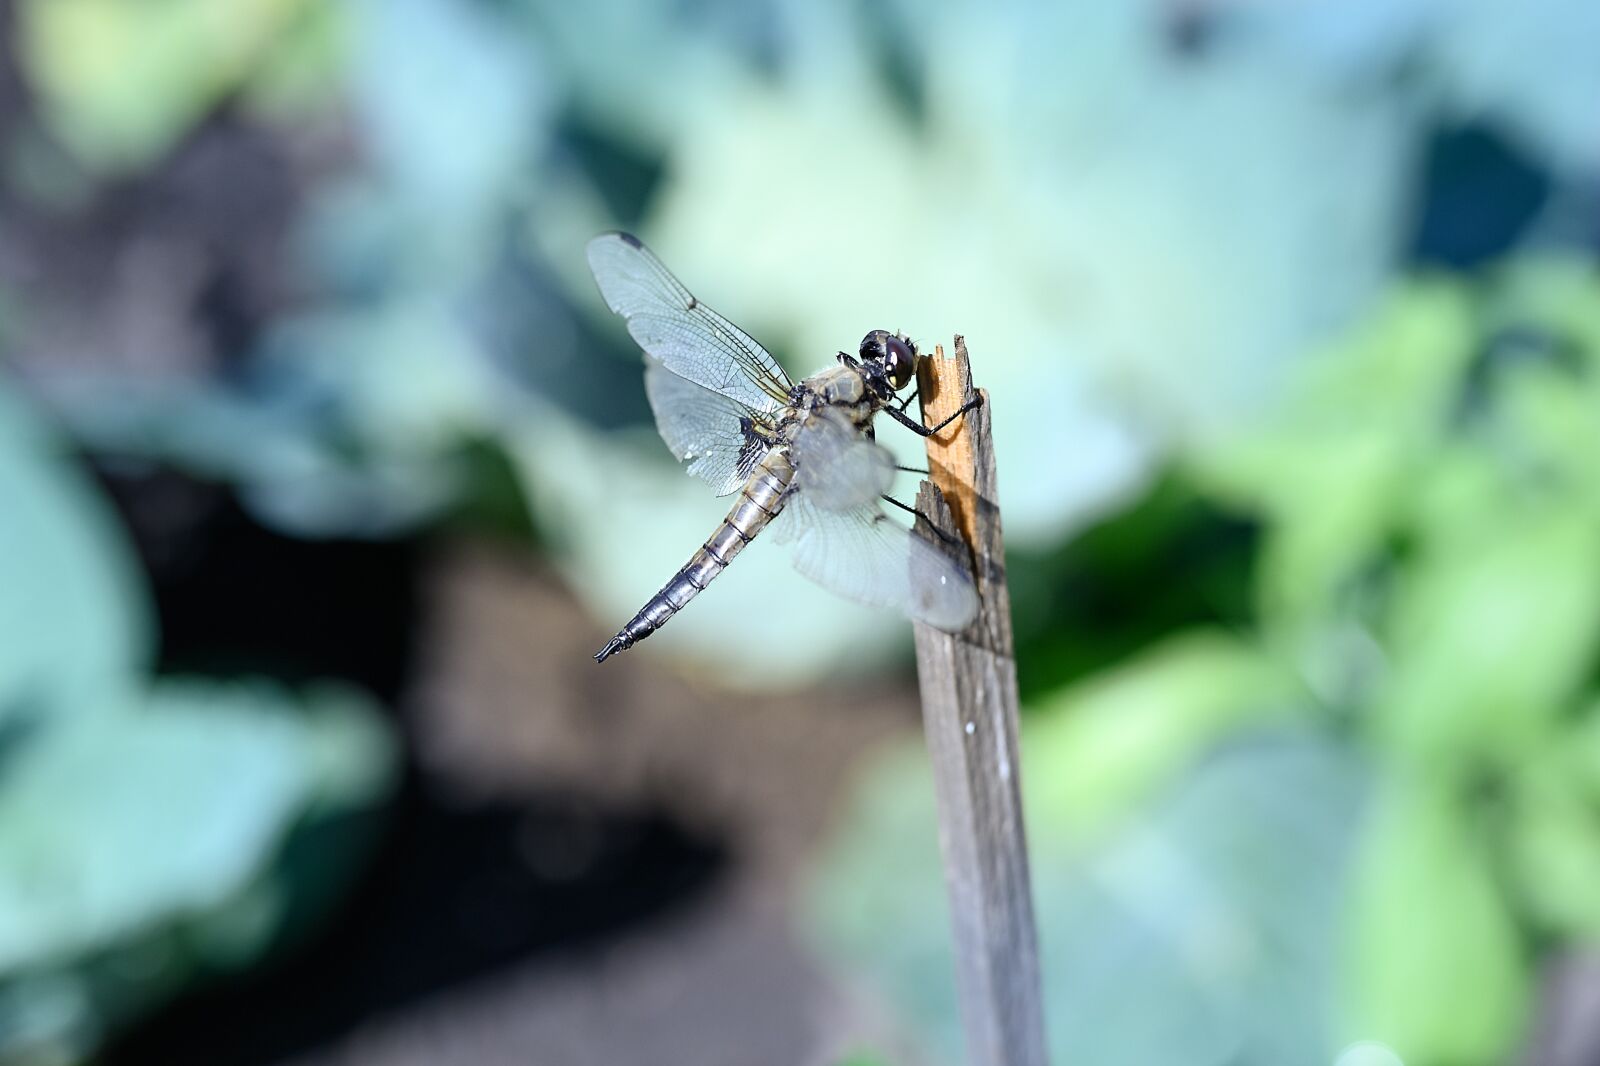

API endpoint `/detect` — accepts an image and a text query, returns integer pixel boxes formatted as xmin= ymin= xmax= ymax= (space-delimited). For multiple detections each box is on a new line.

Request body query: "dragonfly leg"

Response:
xmin=896 ymin=464 xmax=930 ymax=475
xmin=895 ymin=387 xmax=920 ymax=413
xmin=881 ymin=494 xmax=962 ymax=548
xmin=881 ymin=493 xmax=919 ymax=516
xmin=885 ymin=393 xmax=983 ymax=437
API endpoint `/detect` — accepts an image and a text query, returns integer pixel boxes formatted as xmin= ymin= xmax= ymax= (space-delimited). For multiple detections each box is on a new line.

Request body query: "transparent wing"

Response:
xmin=789 ymin=407 xmax=896 ymax=512
xmin=645 ymin=360 xmax=774 ymax=496
xmin=771 ymin=491 xmax=979 ymax=631
xmin=587 ymin=232 xmax=793 ymax=413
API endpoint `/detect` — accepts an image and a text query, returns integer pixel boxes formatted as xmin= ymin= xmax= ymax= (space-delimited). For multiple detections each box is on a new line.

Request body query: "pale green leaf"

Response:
xmin=1570 ymin=701 xmax=1600 ymax=804
xmin=18 ymin=0 xmax=334 ymax=174
xmin=1507 ymin=754 xmax=1600 ymax=939
xmin=0 ymin=383 xmax=150 ymax=716
xmin=1343 ymin=778 xmax=1527 ymax=1063
xmin=1025 ymin=631 xmax=1295 ymax=841
xmin=0 ymin=678 xmax=394 ymax=973
xmin=1193 ymin=282 xmax=1476 ymax=640
xmin=1377 ymin=508 xmax=1600 ymax=761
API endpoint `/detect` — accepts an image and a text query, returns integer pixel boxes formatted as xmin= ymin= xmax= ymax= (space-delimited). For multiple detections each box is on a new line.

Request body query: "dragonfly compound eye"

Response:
xmin=883 ymin=334 xmax=916 ymax=390
xmin=858 ymin=329 xmax=890 ymax=362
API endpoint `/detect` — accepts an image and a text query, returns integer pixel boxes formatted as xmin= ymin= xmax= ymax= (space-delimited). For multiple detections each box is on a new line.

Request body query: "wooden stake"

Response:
xmin=913 ymin=336 xmax=1049 ymax=1066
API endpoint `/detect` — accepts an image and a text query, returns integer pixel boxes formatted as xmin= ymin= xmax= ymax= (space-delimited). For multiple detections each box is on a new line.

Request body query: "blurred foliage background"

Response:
xmin=1 ymin=1 xmax=1599 ymax=1064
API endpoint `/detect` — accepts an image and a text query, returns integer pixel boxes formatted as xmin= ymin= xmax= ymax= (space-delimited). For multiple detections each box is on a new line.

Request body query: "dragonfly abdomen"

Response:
xmin=594 ymin=447 xmax=796 ymax=662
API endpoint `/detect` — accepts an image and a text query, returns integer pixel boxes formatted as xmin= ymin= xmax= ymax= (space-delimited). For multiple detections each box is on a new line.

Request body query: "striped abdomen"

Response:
xmin=594 ymin=447 xmax=795 ymax=662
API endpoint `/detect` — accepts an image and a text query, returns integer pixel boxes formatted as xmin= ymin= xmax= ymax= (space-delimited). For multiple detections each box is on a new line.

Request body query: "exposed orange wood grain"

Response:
xmin=915 ymin=337 xmax=983 ymax=553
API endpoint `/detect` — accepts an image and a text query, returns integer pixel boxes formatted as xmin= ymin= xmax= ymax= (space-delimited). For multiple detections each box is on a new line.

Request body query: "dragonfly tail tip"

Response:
xmin=594 ymin=637 xmax=626 ymax=663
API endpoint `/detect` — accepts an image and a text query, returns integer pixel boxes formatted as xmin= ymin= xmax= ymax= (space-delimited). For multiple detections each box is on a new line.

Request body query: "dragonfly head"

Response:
xmin=859 ymin=329 xmax=917 ymax=393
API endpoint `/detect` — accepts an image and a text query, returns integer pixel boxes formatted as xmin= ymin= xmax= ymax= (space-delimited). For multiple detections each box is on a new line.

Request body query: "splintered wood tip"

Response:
xmin=916 ymin=337 xmax=982 ymax=553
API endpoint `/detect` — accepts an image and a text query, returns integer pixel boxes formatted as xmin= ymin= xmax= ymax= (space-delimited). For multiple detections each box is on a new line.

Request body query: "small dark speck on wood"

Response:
xmin=912 ymin=336 xmax=1049 ymax=1066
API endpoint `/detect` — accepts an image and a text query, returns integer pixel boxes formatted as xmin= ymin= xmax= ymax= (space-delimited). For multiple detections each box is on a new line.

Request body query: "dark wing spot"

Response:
xmin=618 ymin=232 xmax=644 ymax=248
xmin=735 ymin=417 xmax=769 ymax=482
xmin=686 ymin=296 xmax=698 ymax=309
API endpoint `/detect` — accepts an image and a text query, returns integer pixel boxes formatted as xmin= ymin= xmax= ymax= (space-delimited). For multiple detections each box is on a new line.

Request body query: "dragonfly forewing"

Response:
xmin=586 ymin=232 xmax=793 ymax=414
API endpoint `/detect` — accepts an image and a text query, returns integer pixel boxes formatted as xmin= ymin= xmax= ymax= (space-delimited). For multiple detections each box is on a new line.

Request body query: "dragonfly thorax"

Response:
xmin=791 ymin=364 xmax=880 ymax=435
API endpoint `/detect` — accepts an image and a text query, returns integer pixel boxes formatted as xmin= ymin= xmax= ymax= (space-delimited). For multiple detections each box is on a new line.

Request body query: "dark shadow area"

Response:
xmin=1409 ymin=122 xmax=1551 ymax=269
xmin=102 ymin=780 xmax=726 ymax=1066
xmin=1010 ymin=470 xmax=1260 ymax=701
xmin=89 ymin=468 xmax=730 ymax=1066
xmin=93 ymin=464 xmax=421 ymax=704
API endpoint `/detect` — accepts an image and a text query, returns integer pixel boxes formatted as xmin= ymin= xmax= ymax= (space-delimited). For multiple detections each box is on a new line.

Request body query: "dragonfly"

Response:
xmin=587 ymin=232 xmax=982 ymax=663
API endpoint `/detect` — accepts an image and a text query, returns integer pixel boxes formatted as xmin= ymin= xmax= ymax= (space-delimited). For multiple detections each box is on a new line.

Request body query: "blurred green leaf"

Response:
xmin=1485 ymin=341 xmax=1600 ymax=512
xmin=1032 ymin=737 xmax=1368 ymax=1066
xmin=1570 ymin=702 xmax=1600 ymax=805
xmin=1025 ymin=631 xmax=1296 ymax=842
xmin=1254 ymin=431 xmax=1400 ymax=641
xmin=1 ymin=680 xmax=340 ymax=970
xmin=244 ymin=0 xmax=346 ymax=119
xmin=45 ymin=332 xmax=476 ymax=540
xmin=1485 ymin=257 xmax=1600 ymax=362
xmin=0 ymin=678 xmax=396 ymax=1061
xmin=0 ymin=381 xmax=150 ymax=717
xmin=1309 ymin=281 xmax=1478 ymax=428
xmin=1506 ymin=750 xmax=1600 ymax=940
xmin=1344 ymin=777 xmax=1527 ymax=1064
xmin=1197 ymin=281 xmax=1475 ymax=641
xmin=1377 ymin=506 xmax=1600 ymax=762
xmin=18 ymin=0 xmax=339 ymax=175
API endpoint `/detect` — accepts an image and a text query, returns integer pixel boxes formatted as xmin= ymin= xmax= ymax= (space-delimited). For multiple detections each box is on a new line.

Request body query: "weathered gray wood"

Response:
xmin=913 ymin=336 xmax=1049 ymax=1066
